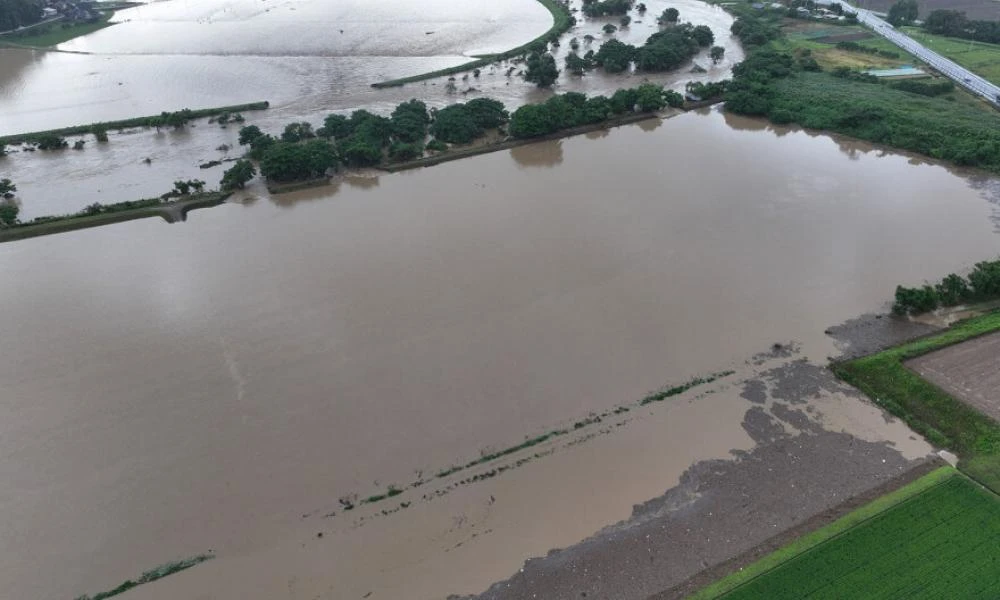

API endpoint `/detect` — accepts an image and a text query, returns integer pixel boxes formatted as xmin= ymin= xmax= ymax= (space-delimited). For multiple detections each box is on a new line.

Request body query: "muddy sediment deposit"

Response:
xmin=2 ymin=105 xmax=999 ymax=599
xmin=464 ymin=360 xmax=932 ymax=600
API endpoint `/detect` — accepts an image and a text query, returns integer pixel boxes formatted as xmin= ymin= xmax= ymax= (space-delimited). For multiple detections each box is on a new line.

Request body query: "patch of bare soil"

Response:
xmin=824 ymin=313 xmax=940 ymax=360
xmin=812 ymin=32 xmax=876 ymax=44
xmin=907 ymin=331 xmax=1000 ymax=421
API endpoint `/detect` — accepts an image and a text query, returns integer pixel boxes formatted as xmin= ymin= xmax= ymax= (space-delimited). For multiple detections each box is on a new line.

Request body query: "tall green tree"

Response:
xmin=0 ymin=202 xmax=18 ymax=227
xmin=220 ymin=160 xmax=256 ymax=191
xmin=887 ymin=0 xmax=918 ymax=26
xmin=710 ymin=46 xmax=725 ymax=64
xmin=0 ymin=177 xmax=15 ymax=197
xmin=525 ymin=51 xmax=560 ymax=88
xmin=659 ymin=7 xmax=679 ymax=23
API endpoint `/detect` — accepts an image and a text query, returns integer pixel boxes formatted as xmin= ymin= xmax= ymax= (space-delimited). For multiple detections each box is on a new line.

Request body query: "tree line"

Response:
xmin=233 ymin=85 xmax=684 ymax=184
xmin=893 ymin=259 xmax=1000 ymax=315
xmin=0 ymin=0 xmax=41 ymax=32
xmin=923 ymin=9 xmax=1000 ymax=45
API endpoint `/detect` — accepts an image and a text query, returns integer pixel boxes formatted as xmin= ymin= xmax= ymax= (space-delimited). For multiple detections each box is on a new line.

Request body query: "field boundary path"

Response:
xmin=838 ymin=1 xmax=1000 ymax=105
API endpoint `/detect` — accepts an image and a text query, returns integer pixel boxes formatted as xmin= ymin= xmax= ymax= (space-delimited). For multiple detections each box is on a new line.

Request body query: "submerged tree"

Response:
xmin=710 ymin=45 xmax=726 ymax=64
xmin=524 ymin=51 xmax=560 ymax=88
xmin=220 ymin=160 xmax=257 ymax=191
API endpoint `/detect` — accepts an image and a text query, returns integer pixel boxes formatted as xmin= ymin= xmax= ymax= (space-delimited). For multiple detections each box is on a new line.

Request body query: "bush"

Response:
xmin=892 ymin=259 xmax=1000 ymax=315
xmin=35 ymin=134 xmax=68 ymax=150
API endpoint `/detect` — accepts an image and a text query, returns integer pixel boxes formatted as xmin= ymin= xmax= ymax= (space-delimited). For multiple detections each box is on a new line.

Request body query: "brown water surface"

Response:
xmin=1 ymin=108 xmax=998 ymax=598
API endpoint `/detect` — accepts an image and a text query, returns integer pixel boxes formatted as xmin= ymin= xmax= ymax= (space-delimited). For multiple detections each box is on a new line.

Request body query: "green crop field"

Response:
xmin=901 ymin=27 xmax=1000 ymax=87
xmin=712 ymin=475 xmax=1000 ymax=599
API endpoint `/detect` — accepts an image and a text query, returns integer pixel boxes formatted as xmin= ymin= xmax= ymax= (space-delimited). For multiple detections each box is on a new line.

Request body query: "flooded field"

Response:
xmin=1 ymin=107 xmax=998 ymax=599
xmin=1 ymin=0 xmax=743 ymax=219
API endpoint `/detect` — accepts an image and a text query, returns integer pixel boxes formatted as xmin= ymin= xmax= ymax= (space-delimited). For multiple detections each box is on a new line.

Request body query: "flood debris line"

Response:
xmin=72 ymin=554 xmax=214 ymax=600
xmin=317 ymin=370 xmax=738 ymax=521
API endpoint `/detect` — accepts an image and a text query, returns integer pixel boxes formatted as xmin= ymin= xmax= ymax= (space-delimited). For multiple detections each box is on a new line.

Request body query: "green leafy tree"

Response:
xmin=0 ymin=0 xmax=42 ymax=31
xmin=248 ymin=134 xmax=276 ymax=160
xmin=391 ymin=99 xmax=431 ymax=143
xmin=35 ymin=134 xmax=67 ymax=150
xmin=464 ymin=98 xmax=509 ymax=129
xmin=0 ymin=178 xmax=15 ymax=198
xmin=281 ymin=122 xmax=315 ymax=143
xmin=317 ymin=114 xmax=352 ymax=139
xmin=566 ymin=52 xmax=596 ymax=75
xmin=603 ymin=23 xmax=618 ymax=34
xmin=260 ymin=139 xmax=338 ymax=181
xmin=887 ymin=0 xmax=918 ymax=26
xmin=388 ymin=141 xmax=424 ymax=162
xmin=238 ymin=125 xmax=264 ymax=146
xmin=340 ymin=136 xmax=383 ymax=167
xmin=430 ymin=104 xmax=482 ymax=143
xmin=610 ymin=88 xmax=639 ymax=113
xmin=220 ymin=160 xmax=256 ymax=191
xmin=710 ymin=45 xmax=725 ymax=64
xmin=635 ymin=83 xmax=668 ymax=111
xmin=660 ymin=7 xmax=679 ymax=23
xmin=525 ymin=51 xmax=560 ymax=88
xmin=692 ymin=25 xmax=714 ymax=47
xmin=594 ymin=39 xmax=637 ymax=73
xmin=0 ymin=202 xmax=18 ymax=227
xmin=620 ymin=15 xmax=631 ymax=27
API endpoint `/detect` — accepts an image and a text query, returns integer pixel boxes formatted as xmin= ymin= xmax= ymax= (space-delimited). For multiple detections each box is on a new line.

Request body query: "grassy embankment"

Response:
xmin=833 ymin=311 xmax=1000 ymax=493
xmin=901 ymin=26 xmax=1000 ymax=87
xmin=692 ymin=468 xmax=1000 ymax=599
xmin=0 ymin=192 xmax=229 ymax=244
xmin=722 ymin=6 xmax=1000 ymax=174
xmin=0 ymin=12 xmax=115 ymax=48
xmin=370 ymin=0 xmax=573 ymax=88
xmin=0 ymin=101 xmax=270 ymax=146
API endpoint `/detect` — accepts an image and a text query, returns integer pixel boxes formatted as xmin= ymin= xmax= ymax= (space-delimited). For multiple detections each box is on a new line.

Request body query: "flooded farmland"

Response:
xmin=1 ymin=106 xmax=999 ymax=599
xmin=3 ymin=0 xmax=1000 ymax=598
xmin=1 ymin=0 xmax=742 ymax=219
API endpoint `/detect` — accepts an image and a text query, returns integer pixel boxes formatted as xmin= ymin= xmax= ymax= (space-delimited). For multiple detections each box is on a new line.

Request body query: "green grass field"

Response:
xmin=695 ymin=471 xmax=1000 ymax=599
xmin=901 ymin=27 xmax=1000 ymax=87
xmin=0 ymin=13 xmax=114 ymax=48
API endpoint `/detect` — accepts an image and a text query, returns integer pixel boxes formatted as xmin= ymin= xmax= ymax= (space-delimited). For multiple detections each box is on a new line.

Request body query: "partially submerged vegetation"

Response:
xmin=0 ymin=191 xmax=228 ymax=243
xmin=833 ymin=310 xmax=1000 ymax=493
xmin=892 ymin=258 xmax=1000 ymax=315
xmin=73 ymin=554 xmax=213 ymax=600
xmin=238 ymin=85 xmax=686 ymax=189
xmin=0 ymin=101 xmax=270 ymax=146
xmin=694 ymin=470 xmax=1000 ymax=599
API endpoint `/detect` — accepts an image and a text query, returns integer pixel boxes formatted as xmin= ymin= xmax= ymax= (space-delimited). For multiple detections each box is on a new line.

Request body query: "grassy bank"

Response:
xmin=0 ymin=192 xmax=229 ymax=244
xmin=694 ymin=470 xmax=1000 ymax=599
xmin=901 ymin=26 xmax=1000 ymax=87
xmin=0 ymin=12 xmax=114 ymax=48
xmin=833 ymin=311 xmax=1000 ymax=493
xmin=0 ymin=102 xmax=270 ymax=145
xmin=722 ymin=8 xmax=1000 ymax=174
xmin=371 ymin=0 xmax=573 ymax=88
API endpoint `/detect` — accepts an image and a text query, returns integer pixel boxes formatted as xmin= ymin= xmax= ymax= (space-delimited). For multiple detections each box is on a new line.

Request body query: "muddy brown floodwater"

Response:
xmin=1 ymin=0 xmax=743 ymax=219
xmin=1 ymin=107 xmax=998 ymax=599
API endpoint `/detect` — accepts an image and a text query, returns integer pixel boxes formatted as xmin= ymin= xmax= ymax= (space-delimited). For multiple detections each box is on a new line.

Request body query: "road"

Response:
xmin=838 ymin=3 xmax=1000 ymax=105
